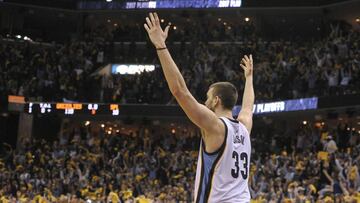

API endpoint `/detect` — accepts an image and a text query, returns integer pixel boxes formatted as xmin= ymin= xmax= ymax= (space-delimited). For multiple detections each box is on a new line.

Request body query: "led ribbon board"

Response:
xmin=111 ymin=64 xmax=155 ymax=75
xmin=78 ymin=0 xmax=242 ymax=9
xmin=232 ymin=97 xmax=318 ymax=116
xmin=24 ymin=97 xmax=317 ymax=116
xmin=25 ymin=103 xmax=120 ymax=116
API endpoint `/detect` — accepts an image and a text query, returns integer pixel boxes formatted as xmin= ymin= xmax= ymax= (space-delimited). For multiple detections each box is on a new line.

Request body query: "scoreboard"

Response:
xmin=26 ymin=102 xmax=120 ymax=116
xmin=24 ymin=97 xmax=318 ymax=116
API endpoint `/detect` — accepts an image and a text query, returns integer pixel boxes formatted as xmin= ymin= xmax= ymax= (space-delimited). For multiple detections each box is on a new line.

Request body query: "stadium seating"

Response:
xmin=1 ymin=21 xmax=359 ymax=105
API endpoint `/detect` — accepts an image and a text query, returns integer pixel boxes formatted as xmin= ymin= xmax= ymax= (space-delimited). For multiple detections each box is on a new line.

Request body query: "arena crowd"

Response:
xmin=1 ymin=13 xmax=360 ymax=203
xmin=1 ymin=21 xmax=359 ymax=105
xmin=0 ymin=121 xmax=360 ymax=202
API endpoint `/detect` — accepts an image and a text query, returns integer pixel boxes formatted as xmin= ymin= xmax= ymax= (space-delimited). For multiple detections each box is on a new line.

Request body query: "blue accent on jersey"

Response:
xmin=199 ymin=150 xmax=218 ymax=203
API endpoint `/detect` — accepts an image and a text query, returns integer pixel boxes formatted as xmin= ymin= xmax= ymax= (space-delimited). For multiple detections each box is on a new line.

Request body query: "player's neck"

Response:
xmin=214 ymin=108 xmax=233 ymax=119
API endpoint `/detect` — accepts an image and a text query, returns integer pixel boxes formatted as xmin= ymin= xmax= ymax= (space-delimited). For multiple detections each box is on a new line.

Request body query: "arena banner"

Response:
xmin=111 ymin=64 xmax=156 ymax=75
xmin=232 ymin=97 xmax=318 ymax=116
xmin=77 ymin=0 xmax=242 ymax=10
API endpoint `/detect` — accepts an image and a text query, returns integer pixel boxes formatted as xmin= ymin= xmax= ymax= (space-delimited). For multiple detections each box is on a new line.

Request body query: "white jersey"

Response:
xmin=194 ymin=117 xmax=251 ymax=203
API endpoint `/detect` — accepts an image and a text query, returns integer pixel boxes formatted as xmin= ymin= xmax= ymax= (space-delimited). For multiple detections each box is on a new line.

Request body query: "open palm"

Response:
xmin=144 ymin=12 xmax=170 ymax=49
xmin=240 ymin=55 xmax=253 ymax=78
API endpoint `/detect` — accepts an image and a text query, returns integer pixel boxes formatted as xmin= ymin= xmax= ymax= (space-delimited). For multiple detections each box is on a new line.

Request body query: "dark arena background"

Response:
xmin=1 ymin=0 xmax=360 ymax=202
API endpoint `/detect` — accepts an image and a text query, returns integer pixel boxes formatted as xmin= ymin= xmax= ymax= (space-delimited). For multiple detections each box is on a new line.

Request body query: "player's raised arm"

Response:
xmin=237 ymin=55 xmax=255 ymax=134
xmin=143 ymin=12 xmax=223 ymax=136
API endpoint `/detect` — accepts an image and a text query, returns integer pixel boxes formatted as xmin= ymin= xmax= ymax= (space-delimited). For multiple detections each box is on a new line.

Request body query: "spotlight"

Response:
xmin=245 ymin=17 xmax=250 ymax=22
xmin=23 ymin=36 xmax=32 ymax=41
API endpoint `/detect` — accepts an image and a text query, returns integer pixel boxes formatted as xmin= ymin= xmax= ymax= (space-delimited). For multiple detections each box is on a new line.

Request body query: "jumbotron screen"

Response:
xmin=77 ymin=0 xmax=242 ymax=10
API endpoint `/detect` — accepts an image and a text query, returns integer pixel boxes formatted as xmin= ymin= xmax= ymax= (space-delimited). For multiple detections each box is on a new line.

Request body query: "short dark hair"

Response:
xmin=209 ymin=82 xmax=238 ymax=110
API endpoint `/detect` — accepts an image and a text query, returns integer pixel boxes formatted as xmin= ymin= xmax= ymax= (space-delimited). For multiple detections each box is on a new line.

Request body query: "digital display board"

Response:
xmin=232 ymin=97 xmax=318 ymax=116
xmin=26 ymin=102 xmax=120 ymax=116
xmin=77 ymin=0 xmax=242 ymax=10
xmin=24 ymin=97 xmax=317 ymax=116
xmin=111 ymin=64 xmax=155 ymax=75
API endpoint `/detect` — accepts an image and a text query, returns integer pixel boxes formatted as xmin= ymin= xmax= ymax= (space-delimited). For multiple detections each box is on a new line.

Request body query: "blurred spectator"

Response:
xmin=324 ymin=136 xmax=338 ymax=154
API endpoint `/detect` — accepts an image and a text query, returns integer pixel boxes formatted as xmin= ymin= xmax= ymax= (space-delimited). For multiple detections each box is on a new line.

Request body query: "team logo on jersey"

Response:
xmin=234 ymin=134 xmax=245 ymax=145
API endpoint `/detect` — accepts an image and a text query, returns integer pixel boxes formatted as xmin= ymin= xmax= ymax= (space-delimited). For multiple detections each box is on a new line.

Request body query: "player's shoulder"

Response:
xmin=202 ymin=117 xmax=226 ymax=137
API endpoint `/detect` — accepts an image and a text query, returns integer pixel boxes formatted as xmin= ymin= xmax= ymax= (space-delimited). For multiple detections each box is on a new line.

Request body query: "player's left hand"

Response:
xmin=144 ymin=12 xmax=170 ymax=49
xmin=240 ymin=54 xmax=253 ymax=79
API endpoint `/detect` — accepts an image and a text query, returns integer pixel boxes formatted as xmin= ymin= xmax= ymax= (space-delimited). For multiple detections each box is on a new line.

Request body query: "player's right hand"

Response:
xmin=240 ymin=54 xmax=253 ymax=79
xmin=144 ymin=12 xmax=170 ymax=49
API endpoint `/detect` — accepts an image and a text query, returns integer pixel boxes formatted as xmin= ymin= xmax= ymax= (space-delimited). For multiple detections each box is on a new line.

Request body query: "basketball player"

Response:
xmin=144 ymin=13 xmax=254 ymax=202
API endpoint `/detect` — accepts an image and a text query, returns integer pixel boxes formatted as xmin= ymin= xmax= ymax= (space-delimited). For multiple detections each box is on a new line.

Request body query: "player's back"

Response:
xmin=194 ymin=117 xmax=251 ymax=203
